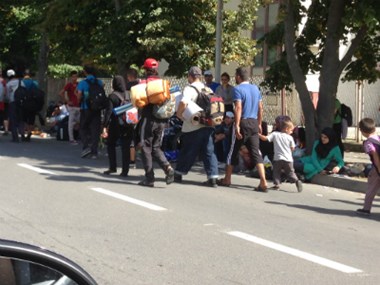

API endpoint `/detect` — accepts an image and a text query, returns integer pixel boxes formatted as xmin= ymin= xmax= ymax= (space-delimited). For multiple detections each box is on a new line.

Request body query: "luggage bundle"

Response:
xmin=130 ymin=79 xmax=171 ymax=108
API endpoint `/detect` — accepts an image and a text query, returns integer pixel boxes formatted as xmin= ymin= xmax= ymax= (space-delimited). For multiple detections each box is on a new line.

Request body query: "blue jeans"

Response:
xmin=175 ymin=127 xmax=218 ymax=179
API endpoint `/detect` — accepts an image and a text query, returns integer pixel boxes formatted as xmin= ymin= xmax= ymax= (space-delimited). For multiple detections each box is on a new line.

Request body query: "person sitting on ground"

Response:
xmin=294 ymin=127 xmax=344 ymax=181
xmin=259 ymin=119 xmax=303 ymax=192
xmin=292 ymin=126 xmax=306 ymax=159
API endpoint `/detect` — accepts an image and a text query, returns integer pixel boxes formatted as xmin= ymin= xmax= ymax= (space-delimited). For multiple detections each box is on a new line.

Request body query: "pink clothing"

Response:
xmin=362 ymin=134 xmax=380 ymax=211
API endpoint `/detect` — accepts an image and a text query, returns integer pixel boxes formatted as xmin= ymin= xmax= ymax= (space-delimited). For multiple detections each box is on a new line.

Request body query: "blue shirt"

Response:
xmin=77 ymin=75 xmax=103 ymax=110
xmin=22 ymin=78 xmax=39 ymax=90
xmin=206 ymin=82 xmax=220 ymax=93
xmin=233 ymin=82 xmax=262 ymax=119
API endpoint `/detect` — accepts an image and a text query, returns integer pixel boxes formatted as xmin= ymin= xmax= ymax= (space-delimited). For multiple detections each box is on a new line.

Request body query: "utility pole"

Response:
xmin=215 ymin=0 xmax=223 ymax=82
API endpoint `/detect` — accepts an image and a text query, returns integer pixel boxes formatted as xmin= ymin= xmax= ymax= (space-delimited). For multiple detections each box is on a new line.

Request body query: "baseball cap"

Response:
xmin=225 ymin=111 xmax=234 ymax=118
xmin=188 ymin=66 xmax=202 ymax=77
xmin=204 ymin=70 xmax=213 ymax=76
xmin=7 ymin=69 xmax=15 ymax=77
xmin=143 ymin=58 xmax=159 ymax=69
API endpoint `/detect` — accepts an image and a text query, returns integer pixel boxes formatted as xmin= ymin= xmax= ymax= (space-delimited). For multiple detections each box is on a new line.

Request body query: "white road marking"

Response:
xmin=227 ymin=231 xmax=362 ymax=274
xmin=18 ymin=163 xmax=57 ymax=175
xmin=90 ymin=187 xmax=167 ymax=211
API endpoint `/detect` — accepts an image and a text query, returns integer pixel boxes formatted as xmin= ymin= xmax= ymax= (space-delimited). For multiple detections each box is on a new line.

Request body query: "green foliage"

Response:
xmin=48 ymin=64 xmax=83 ymax=78
xmin=0 ymin=0 xmax=262 ymax=77
xmin=261 ymin=1 xmax=380 ymax=91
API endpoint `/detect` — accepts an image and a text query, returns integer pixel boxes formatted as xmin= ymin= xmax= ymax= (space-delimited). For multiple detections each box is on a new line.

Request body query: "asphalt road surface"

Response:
xmin=0 ymin=136 xmax=379 ymax=285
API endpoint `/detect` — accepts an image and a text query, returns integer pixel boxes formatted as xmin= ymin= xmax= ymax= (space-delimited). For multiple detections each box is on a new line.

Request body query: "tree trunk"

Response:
xmin=284 ymin=0 xmax=317 ymax=154
xmin=316 ymin=0 xmax=345 ymax=132
xmin=36 ymin=33 xmax=49 ymax=117
xmin=114 ymin=0 xmax=126 ymax=76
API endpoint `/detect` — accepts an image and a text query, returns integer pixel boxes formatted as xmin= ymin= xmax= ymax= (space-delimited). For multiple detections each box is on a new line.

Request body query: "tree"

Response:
xmin=261 ymin=0 xmax=380 ymax=152
xmin=41 ymin=0 xmax=262 ymax=76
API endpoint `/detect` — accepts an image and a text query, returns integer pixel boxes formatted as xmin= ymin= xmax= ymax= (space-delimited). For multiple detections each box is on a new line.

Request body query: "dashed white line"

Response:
xmin=89 ymin=187 xmax=167 ymax=211
xmin=18 ymin=163 xmax=57 ymax=175
xmin=227 ymin=231 xmax=362 ymax=274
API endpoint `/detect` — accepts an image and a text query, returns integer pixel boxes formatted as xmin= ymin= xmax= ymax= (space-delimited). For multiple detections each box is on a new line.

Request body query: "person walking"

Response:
xmin=136 ymin=58 xmax=174 ymax=187
xmin=59 ymin=70 xmax=80 ymax=145
xmin=356 ymin=118 xmax=380 ymax=215
xmin=259 ymin=119 xmax=303 ymax=192
xmin=217 ymin=67 xmax=268 ymax=192
xmin=174 ymin=66 xmax=219 ymax=187
xmin=102 ymin=75 xmax=134 ymax=177
xmin=77 ymin=65 xmax=104 ymax=159
xmin=21 ymin=70 xmax=39 ymax=142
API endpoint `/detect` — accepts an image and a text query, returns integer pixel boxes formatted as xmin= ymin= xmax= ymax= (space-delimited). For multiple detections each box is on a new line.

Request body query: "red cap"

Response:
xmin=143 ymin=58 xmax=159 ymax=69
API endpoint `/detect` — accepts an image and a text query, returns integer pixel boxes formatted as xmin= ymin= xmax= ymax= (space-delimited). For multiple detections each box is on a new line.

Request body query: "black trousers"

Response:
xmin=80 ymin=109 xmax=101 ymax=154
xmin=138 ymin=116 xmax=170 ymax=182
xmin=107 ymin=124 xmax=134 ymax=174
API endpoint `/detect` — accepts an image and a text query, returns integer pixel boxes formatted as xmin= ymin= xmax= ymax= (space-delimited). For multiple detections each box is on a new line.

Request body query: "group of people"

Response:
xmin=1 ymin=60 xmax=379 ymax=216
xmin=0 ymin=69 xmax=40 ymax=143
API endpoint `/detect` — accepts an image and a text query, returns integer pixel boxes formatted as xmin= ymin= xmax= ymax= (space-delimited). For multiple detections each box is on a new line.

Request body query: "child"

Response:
xmin=259 ymin=119 xmax=303 ymax=192
xmin=356 ymin=118 xmax=380 ymax=215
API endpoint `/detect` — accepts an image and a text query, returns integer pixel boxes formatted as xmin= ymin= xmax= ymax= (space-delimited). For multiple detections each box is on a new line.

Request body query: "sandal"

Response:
xmin=216 ymin=179 xmax=231 ymax=187
xmin=254 ymin=185 xmax=268 ymax=193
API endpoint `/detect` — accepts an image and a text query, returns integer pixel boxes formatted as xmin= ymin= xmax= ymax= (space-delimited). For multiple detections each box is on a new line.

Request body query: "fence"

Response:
xmin=46 ymin=75 xmax=380 ymax=136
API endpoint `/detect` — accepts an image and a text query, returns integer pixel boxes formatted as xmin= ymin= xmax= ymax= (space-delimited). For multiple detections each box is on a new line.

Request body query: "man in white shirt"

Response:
xmin=175 ymin=66 xmax=219 ymax=187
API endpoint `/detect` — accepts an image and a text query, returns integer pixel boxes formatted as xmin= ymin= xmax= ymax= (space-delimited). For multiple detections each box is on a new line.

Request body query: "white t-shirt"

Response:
xmin=267 ymin=131 xmax=295 ymax=162
xmin=6 ymin=79 xmax=24 ymax=103
xmin=181 ymin=81 xmax=207 ymax=133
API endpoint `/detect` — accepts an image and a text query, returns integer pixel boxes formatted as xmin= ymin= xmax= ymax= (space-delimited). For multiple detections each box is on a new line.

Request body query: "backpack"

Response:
xmin=191 ymin=85 xmax=225 ymax=126
xmin=14 ymin=80 xmax=29 ymax=109
xmin=23 ymin=84 xmax=45 ymax=112
xmin=340 ymin=103 xmax=353 ymax=127
xmin=86 ymin=79 xmax=108 ymax=111
xmin=152 ymin=85 xmax=181 ymax=119
xmin=112 ymin=92 xmax=139 ymax=126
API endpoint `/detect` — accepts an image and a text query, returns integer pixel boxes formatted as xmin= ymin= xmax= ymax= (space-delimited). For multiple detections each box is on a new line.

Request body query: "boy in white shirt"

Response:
xmin=259 ymin=119 xmax=303 ymax=192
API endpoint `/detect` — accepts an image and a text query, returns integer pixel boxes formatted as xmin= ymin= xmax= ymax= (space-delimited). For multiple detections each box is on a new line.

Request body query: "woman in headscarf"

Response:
xmin=294 ymin=127 xmax=344 ymax=180
xmin=102 ymin=75 xmax=134 ymax=177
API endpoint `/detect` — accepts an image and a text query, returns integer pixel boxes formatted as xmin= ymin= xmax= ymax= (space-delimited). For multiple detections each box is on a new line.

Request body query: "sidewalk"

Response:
xmin=310 ymin=140 xmax=369 ymax=194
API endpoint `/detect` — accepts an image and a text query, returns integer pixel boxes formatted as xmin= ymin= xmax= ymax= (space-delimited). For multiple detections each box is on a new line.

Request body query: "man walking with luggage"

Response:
xmin=137 ymin=58 xmax=174 ymax=187
xmin=217 ymin=67 xmax=268 ymax=191
xmin=174 ymin=66 xmax=219 ymax=187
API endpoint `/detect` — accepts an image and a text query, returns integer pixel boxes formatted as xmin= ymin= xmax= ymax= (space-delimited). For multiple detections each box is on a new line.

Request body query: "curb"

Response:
xmin=311 ymin=174 xmax=366 ymax=194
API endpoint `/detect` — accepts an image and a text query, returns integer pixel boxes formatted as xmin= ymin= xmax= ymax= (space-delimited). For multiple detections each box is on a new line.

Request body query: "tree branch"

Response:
xmin=338 ymin=26 xmax=368 ymax=74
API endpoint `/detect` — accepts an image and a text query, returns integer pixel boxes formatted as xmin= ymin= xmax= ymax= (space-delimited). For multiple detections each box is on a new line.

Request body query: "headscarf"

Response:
xmin=112 ymin=75 xmax=126 ymax=94
xmin=315 ymin=127 xmax=338 ymax=158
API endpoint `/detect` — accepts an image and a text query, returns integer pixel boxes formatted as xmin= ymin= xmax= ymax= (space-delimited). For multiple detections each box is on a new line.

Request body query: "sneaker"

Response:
xmin=103 ymin=169 xmax=116 ymax=175
xmin=203 ymin=178 xmax=217 ymax=188
xmin=165 ymin=166 xmax=175 ymax=185
xmin=90 ymin=154 xmax=98 ymax=159
xmin=356 ymin=209 xmax=370 ymax=216
xmin=296 ymin=180 xmax=303 ymax=192
xmin=138 ymin=180 xmax=154 ymax=187
xmin=174 ymin=174 xmax=182 ymax=183
xmin=81 ymin=148 xmax=92 ymax=158
xmin=70 ymin=140 xmax=78 ymax=145
xmin=2 ymin=131 xmax=9 ymax=136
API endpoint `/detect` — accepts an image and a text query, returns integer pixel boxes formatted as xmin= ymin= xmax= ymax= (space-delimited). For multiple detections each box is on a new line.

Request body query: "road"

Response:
xmin=0 ymin=136 xmax=379 ymax=285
